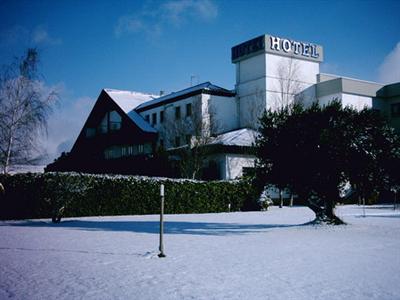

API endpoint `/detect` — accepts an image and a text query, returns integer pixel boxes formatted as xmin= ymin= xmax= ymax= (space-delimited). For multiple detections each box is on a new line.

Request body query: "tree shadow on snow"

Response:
xmin=4 ymin=220 xmax=309 ymax=236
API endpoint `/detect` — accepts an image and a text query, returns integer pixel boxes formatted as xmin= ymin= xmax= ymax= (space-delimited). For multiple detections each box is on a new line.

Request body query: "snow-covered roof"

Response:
xmin=104 ymin=88 xmax=158 ymax=113
xmin=210 ymin=128 xmax=258 ymax=147
xmin=126 ymin=110 xmax=157 ymax=133
xmin=135 ymin=82 xmax=235 ymax=111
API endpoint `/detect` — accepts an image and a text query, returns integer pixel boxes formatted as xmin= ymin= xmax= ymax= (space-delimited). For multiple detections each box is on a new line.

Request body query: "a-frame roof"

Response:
xmin=104 ymin=89 xmax=158 ymax=133
xmin=104 ymin=88 xmax=158 ymax=113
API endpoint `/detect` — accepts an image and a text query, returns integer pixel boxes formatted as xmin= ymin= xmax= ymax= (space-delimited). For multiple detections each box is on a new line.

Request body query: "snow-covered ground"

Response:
xmin=1 ymin=205 xmax=399 ymax=300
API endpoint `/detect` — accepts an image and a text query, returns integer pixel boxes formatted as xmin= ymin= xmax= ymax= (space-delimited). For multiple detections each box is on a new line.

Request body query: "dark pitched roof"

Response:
xmin=135 ymin=82 xmax=235 ymax=112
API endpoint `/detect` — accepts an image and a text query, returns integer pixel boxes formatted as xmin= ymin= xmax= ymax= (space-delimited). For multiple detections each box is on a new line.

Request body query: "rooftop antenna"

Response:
xmin=190 ymin=75 xmax=199 ymax=86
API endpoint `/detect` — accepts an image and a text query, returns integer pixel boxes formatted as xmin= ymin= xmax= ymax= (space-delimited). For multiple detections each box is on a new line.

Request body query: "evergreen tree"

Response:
xmin=255 ymin=101 xmax=400 ymax=224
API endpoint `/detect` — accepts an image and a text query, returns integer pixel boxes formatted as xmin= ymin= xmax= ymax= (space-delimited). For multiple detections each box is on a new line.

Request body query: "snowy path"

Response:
xmin=0 ymin=205 xmax=399 ymax=299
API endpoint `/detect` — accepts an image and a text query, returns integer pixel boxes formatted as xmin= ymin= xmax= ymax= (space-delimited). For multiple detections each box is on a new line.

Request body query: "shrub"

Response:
xmin=0 ymin=172 xmax=257 ymax=220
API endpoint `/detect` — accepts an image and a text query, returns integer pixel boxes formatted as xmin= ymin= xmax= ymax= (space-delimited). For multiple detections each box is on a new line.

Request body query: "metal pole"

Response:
xmin=362 ymin=196 xmax=366 ymax=218
xmin=158 ymin=184 xmax=166 ymax=258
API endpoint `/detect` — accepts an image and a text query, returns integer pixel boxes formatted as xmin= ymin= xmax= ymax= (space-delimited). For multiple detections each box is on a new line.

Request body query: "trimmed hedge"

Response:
xmin=0 ymin=172 xmax=257 ymax=220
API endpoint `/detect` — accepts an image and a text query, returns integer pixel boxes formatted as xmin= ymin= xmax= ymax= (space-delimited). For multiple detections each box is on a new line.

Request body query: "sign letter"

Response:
xmin=270 ymin=36 xmax=280 ymax=51
xmin=302 ymin=43 xmax=310 ymax=57
xmin=310 ymin=44 xmax=319 ymax=58
xmin=282 ymin=39 xmax=291 ymax=52
xmin=292 ymin=41 xmax=301 ymax=54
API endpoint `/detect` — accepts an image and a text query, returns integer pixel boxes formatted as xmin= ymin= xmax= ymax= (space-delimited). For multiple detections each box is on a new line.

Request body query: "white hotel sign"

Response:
xmin=231 ymin=34 xmax=324 ymax=63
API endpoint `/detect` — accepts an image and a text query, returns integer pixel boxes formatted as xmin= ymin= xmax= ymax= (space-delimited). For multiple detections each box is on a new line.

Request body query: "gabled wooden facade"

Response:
xmin=46 ymin=90 xmax=168 ymax=175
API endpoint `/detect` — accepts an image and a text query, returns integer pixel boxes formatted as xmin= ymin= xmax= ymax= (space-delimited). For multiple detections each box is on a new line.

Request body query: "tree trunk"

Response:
xmin=307 ymin=197 xmax=345 ymax=225
xmin=279 ymin=188 xmax=283 ymax=208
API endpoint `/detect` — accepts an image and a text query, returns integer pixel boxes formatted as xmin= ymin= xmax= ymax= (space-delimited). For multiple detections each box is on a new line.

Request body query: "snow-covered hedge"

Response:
xmin=0 ymin=173 xmax=257 ymax=220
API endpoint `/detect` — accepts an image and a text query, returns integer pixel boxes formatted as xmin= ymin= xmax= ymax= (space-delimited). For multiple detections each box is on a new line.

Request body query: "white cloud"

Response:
xmin=43 ymin=95 xmax=94 ymax=163
xmin=115 ymin=0 xmax=218 ymax=38
xmin=32 ymin=26 xmax=62 ymax=46
xmin=115 ymin=16 xmax=145 ymax=36
xmin=377 ymin=42 xmax=400 ymax=84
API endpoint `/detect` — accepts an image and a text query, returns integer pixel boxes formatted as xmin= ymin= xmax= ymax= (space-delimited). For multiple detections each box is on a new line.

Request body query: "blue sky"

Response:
xmin=1 ymin=0 xmax=399 ymax=162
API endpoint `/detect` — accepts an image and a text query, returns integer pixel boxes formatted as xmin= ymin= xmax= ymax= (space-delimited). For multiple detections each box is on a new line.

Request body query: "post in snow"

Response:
xmin=362 ymin=196 xmax=366 ymax=218
xmin=158 ymin=183 xmax=166 ymax=258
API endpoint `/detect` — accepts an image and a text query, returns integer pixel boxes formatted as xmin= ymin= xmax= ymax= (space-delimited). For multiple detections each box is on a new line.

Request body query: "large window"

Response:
xmin=98 ymin=111 xmax=122 ymax=134
xmin=104 ymin=143 xmax=153 ymax=159
xmin=152 ymin=113 xmax=157 ymax=125
xmin=391 ymin=103 xmax=400 ymax=118
xmin=99 ymin=114 xmax=108 ymax=134
xmin=109 ymin=111 xmax=122 ymax=131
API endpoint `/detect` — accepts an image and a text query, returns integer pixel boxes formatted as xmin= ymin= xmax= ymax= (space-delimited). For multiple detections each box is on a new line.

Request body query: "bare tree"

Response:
xmin=0 ymin=49 xmax=58 ymax=174
xmin=163 ymin=97 xmax=219 ymax=179
xmin=271 ymin=57 xmax=303 ymax=111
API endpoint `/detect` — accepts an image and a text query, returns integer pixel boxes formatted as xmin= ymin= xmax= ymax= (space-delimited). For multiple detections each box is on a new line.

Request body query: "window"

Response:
xmin=160 ymin=111 xmax=164 ymax=123
xmin=99 ymin=114 xmax=108 ymax=134
xmin=98 ymin=111 xmax=122 ymax=133
xmin=391 ymin=103 xmax=400 ymax=118
xmin=144 ymin=143 xmax=152 ymax=154
xmin=175 ymin=136 xmax=180 ymax=147
xmin=85 ymin=128 xmax=96 ymax=138
xmin=121 ymin=146 xmax=127 ymax=157
xmin=175 ymin=106 xmax=181 ymax=120
xmin=109 ymin=111 xmax=122 ymax=131
xmin=138 ymin=144 xmax=144 ymax=153
xmin=104 ymin=146 xmax=122 ymax=159
xmin=186 ymin=103 xmax=192 ymax=117
xmin=152 ymin=113 xmax=157 ymax=125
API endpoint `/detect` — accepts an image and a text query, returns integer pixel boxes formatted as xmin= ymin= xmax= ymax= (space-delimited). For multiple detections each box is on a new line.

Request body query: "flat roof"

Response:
xmin=135 ymin=82 xmax=235 ymax=112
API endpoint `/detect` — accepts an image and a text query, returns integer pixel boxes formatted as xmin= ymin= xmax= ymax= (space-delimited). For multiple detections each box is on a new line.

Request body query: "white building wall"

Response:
xmin=265 ymin=54 xmax=319 ymax=111
xmin=342 ymin=93 xmax=373 ymax=110
xmin=209 ymin=95 xmax=238 ymax=135
xmin=317 ymin=93 xmax=373 ymax=110
xmin=225 ymin=154 xmax=255 ymax=180
xmin=295 ymin=84 xmax=317 ymax=107
xmin=266 ymin=54 xmax=319 ymax=85
xmin=235 ymin=51 xmax=321 ymax=126
xmin=235 ymin=54 xmax=267 ymax=129
xmin=318 ymin=93 xmax=342 ymax=107
xmin=138 ymin=93 xmax=238 ymax=149
xmin=236 ymin=54 xmax=266 ymax=84
xmin=138 ymin=95 xmax=203 ymax=149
